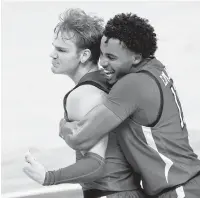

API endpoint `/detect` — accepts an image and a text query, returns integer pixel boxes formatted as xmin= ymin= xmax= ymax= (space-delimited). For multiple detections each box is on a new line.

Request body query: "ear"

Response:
xmin=132 ymin=53 xmax=142 ymax=65
xmin=80 ymin=49 xmax=91 ymax=64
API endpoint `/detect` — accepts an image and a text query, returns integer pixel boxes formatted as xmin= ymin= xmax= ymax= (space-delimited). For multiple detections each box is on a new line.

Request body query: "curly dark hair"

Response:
xmin=103 ymin=13 xmax=157 ymax=58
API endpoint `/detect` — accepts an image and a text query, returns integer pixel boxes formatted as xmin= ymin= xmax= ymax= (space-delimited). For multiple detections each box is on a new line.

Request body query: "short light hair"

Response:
xmin=55 ymin=8 xmax=104 ymax=64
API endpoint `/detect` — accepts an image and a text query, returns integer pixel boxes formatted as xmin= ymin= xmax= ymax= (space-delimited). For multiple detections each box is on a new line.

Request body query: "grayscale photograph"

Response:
xmin=1 ymin=1 xmax=200 ymax=198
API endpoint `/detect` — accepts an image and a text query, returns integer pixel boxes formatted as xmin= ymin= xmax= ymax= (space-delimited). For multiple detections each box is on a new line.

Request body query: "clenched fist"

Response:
xmin=23 ymin=151 xmax=46 ymax=185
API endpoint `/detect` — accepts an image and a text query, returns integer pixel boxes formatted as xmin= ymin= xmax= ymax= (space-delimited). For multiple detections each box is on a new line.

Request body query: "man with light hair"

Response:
xmin=23 ymin=8 xmax=146 ymax=198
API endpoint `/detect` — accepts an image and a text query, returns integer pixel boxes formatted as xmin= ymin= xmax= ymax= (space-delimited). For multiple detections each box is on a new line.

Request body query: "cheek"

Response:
xmin=121 ymin=60 xmax=132 ymax=71
xmin=113 ymin=62 xmax=131 ymax=77
xmin=113 ymin=61 xmax=126 ymax=73
xmin=59 ymin=55 xmax=73 ymax=67
xmin=57 ymin=53 xmax=64 ymax=64
xmin=110 ymin=61 xmax=121 ymax=70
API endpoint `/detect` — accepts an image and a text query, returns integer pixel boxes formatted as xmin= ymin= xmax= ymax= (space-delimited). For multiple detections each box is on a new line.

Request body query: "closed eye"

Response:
xmin=107 ymin=54 xmax=117 ymax=60
xmin=56 ymin=47 xmax=66 ymax=52
xmin=100 ymin=50 xmax=117 ymax=60
xmin=52 ymin=43 xmax=68 ymax=53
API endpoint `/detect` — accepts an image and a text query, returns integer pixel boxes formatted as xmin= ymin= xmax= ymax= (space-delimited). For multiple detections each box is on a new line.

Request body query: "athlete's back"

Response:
xmin=116 ymin=58 xmax=200 ymax=196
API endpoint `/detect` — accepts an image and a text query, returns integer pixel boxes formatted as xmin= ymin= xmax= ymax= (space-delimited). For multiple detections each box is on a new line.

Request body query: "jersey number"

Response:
xmin=170 ymin=85 xmax=185 ymax=129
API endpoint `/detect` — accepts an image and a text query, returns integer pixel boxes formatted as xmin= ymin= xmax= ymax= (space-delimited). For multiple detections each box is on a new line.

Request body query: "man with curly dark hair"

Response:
xmin=60 ymin=12 xmax=200 ymax=198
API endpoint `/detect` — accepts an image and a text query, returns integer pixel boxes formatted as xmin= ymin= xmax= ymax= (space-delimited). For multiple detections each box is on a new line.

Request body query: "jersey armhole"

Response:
xmin=63 ymin=81 xmax=109 ymax=121
xmin=137 ymin=70 xmax=164 ymax=127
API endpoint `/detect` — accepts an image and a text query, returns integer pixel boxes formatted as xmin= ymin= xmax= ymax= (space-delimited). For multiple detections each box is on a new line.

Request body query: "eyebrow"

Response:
xmin=106 ymin=53 xmax=117 ymax=58
xmin=100 ymin=49 xmax=117 ymax=58
xmin=52 ymin=43 xmax=68 ymax=50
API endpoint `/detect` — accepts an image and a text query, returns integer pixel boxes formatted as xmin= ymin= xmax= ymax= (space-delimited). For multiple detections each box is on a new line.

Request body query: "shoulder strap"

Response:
xmin=63 ymin=80 xmax=109 ymax=121
xmin=137 ymin=70 xmax=164 ymax=127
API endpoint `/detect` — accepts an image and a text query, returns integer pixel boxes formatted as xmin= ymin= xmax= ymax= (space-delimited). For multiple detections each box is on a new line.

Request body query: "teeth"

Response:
xmin=102 ymin=70 xmax=114 ymax=74
xmin=99 ymin=69 xmax=114 ymax=78
xmin=106 ymin=73 xmax=113 ymax=78
xmin=105 ymin=72 xmax=113 ymax=74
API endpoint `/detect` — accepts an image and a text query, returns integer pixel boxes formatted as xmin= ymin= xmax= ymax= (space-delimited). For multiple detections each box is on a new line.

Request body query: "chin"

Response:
xmin=51 ymin=68 xmax=61 ymax=74
xmin=108 ymin=78 xmax=117 ymax=85
xmin=51 ymin=67 xmax=55 ymax=73
xmin=51 ymin=67 xmax=58 ymax=74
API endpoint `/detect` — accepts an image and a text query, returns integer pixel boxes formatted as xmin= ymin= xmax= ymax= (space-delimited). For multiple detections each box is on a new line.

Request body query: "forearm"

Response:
xmin=43 ymin=152 xmax=105 ymax=185
xmin=63 ymin=104 xmax=121 ymax=151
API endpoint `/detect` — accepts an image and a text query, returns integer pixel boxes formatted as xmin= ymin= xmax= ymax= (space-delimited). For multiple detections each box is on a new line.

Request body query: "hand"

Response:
xmin=23 ymin=151 xmax=46 ymax=185
xmin=59 ymin=118 xmax=77 ymax=140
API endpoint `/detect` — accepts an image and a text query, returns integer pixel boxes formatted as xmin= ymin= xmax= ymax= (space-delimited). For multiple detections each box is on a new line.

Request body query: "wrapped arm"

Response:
xmin=61 ymin=104 xmax=122 ymax=151
xmin=43 ymin=152 xmax=105 ymax=185
xmin=61 ymin=74 xmax=140 ymax=151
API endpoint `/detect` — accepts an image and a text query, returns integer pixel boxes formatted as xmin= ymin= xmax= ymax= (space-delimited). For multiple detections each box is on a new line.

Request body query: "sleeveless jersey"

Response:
xmin=117 ymin=58 xmax=200 ymax=195
xmin=63 ymin=71 xmax=141 ymax=191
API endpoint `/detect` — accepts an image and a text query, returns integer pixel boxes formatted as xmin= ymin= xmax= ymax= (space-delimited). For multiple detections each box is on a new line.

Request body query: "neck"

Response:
xmin=72 ymin=62 xmax=98 ymax=85
xmin=131 ymin=57 xmax=153 ymax=73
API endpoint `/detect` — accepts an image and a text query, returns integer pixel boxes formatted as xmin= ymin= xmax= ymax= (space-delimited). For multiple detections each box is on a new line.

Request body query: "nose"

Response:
xmin=99 ymin=57 xmax=108 ymax=69
xmin=49 ymin=50 xmax=58 ymax=59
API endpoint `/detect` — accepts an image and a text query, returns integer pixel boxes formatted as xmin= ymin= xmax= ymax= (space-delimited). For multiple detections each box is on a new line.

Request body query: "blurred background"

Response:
xmin=1 ymin=1 xmax=200 ymax=194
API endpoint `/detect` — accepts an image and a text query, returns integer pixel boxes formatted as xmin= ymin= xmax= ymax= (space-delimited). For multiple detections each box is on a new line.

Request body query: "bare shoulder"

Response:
xmin=70 ymin=84 xmax=106 ymax=101
xmin=67 ymin=84 xmax=107 ymax=120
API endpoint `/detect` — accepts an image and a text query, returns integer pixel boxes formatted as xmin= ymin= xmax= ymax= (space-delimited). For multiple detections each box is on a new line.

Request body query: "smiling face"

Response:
xmin=50 ymin=31 xmax=81 ymax=76
xmin=99 ymin=36 xmax=137 ymax=85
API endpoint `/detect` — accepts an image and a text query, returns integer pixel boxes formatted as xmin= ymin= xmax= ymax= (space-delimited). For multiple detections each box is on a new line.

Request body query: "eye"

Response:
xmin=107 ymin=55 xmax=116 ymax=61
xmin=57 ymin=49 xmax=65 ymax=52
xmin=55 ymin=47 xmax=66 ymax=53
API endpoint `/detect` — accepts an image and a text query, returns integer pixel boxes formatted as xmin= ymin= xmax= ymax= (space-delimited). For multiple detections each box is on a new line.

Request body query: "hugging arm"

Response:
xmin=62 ymin=75 xmax=139 ymax=151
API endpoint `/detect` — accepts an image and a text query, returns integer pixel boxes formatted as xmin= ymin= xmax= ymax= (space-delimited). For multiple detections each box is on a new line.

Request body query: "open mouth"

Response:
xmin=104 ymin=73 xmax=113 ymax=78
xmin=100 ymin=68 xmax=114 ymax=76
xmin=103 ymin=69 xmax=114 ymax=79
